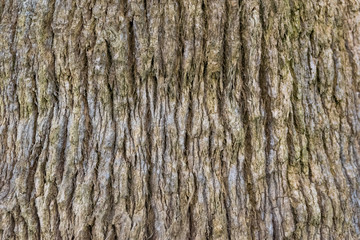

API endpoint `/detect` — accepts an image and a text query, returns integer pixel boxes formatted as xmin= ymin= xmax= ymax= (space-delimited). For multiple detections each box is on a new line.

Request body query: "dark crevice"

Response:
xmin=259 ymin=0 xmax=280 ymax=238
xmin=239 ymin=4 xmax=259 ymax=239
xmin=126 ymin=152 xmax=133 ymax=215
xmin=57 ymin=112 xmax=69 ymax=185
xmin=184 ymin=79 xmax=194 ymax=157
xmin=127 ymin=15 xmax=137 ymax=101
xmin=145 ymin=76 xmax=155 ymax=240
xmin=188 ymin=203 xmax=195 ymax=239
xmin=80 ymin=45 xmax=92 ymax=178
xmin=220 ymin=1 xmax=232 ymax=238
xmin=331 ymin=44 xmax=340 ymax=105
xmin=104 ymin=40 xmax=117 ymax=227
xmin=158 ymin=5 xmax=166 ymax=78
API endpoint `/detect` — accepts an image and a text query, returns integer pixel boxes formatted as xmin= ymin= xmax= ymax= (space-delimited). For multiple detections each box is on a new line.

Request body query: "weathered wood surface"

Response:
xmin=0 ymin=0 xmax=359 ymax=239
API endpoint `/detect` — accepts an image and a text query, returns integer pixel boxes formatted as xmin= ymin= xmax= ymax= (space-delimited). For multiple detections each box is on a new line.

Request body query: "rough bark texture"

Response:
xmin=0 ymin=0 xmax=360 ymax=239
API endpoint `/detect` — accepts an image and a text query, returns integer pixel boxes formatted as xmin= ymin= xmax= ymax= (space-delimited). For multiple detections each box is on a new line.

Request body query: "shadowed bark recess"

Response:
xmin=0 ymin=0 xmax=360 ymax=239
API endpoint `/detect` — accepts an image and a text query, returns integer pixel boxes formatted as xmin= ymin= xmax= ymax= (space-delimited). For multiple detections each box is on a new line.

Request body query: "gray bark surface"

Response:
xmin=0 ymin=0 xmax=360 ymax=239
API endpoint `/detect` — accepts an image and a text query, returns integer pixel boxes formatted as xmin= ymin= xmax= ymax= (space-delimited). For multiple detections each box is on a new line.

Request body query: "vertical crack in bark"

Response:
xmin=239 ymin=44 xmax=255 ymax=240
xmin=219 ymin=0 xmax=232 ymax=238
xmin=127 ymin=17 xmax=136 ymax=101
xmin=344 ymin=38 xmax=359 ymax=132
xmin=199 ymin=1 xmax=214 ymax=238
xmin=242 ymin=101 xmax=257 ymax=239
xmin=105 ymin=36 xmax=117 ymax=236
xmin=145 ymin=74 xmax=155 ymax=239
xmin=239 ymin=2 xmax=254 ymax=236
xmin=4 ymin=1 xmax=20 ymax=205
xmin=258 ymin=1 xmax=278 ymax=238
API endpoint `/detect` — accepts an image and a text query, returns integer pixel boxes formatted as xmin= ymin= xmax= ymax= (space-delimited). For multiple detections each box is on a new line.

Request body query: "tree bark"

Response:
xmin=0 ymin=0 xmax=360 ymax=239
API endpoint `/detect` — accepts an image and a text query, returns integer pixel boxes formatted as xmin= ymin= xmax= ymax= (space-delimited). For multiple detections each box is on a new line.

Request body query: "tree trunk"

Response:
xmin=0 ymin=0 xmax=359 ymax=239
